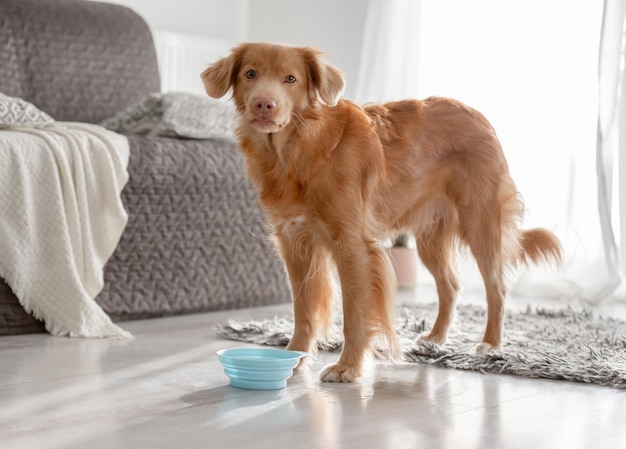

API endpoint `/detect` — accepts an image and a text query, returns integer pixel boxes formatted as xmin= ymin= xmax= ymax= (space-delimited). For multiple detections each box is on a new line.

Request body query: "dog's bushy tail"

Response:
xmin=519 ymin=228 xmax=562 ymax=266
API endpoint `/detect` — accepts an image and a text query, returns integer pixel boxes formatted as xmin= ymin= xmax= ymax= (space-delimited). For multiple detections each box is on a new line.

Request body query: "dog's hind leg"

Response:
xmin=461 ymin=206 xmax=510 ymax=354
xmin=472 ymin=244 xmax=507 ymax=354
xmin=416 ymin=220 xmax=460 ymax=344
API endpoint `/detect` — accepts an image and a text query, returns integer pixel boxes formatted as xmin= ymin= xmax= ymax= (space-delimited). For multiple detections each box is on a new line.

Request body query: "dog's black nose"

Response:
xmin=254 ymin=97 xmax=277 ymax=112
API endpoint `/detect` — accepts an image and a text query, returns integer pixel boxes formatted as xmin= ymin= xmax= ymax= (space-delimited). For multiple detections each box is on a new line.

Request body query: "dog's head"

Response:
xmin=201 ymin=43 xmax=345 ymax=134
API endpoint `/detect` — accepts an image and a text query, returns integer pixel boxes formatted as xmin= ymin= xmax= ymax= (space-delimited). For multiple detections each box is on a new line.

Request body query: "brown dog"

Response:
xmin=202 ymin=43 xmax=561 ymax=382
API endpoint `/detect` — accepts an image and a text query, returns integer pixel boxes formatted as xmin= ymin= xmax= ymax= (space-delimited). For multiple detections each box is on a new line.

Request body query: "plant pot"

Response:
xmin=388 ymin=246 xmax=417 ymax=289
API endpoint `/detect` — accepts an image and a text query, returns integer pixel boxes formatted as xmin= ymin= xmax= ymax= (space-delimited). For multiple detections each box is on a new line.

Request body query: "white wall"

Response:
xmin=248 ymin=0 xmax=368 ymax=100
xmin=101 ymin=0 xmax=250 ymax=42
xmin=99 ymin=0 xmax=367 ymax=100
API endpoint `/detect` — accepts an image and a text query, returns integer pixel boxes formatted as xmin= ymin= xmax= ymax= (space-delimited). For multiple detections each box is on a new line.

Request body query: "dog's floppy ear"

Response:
xmin=201 ymin=46 xmax=245 ymax=99
xmin=303 ymin=48 xmax=345 ymax=106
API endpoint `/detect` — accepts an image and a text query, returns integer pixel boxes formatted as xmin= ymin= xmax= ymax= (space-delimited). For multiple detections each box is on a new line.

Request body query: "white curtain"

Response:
xmin=356 ymin=0 xmax=626 ymax=304
xmin=599 ymin=0 xmax=626 ymax=299
xmin=354 ymin=0 xmax=420 ymax=103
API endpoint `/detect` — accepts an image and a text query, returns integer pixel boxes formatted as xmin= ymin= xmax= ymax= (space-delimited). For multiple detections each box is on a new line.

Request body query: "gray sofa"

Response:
xmin=0 ymin=0 xmax=291 ymax=335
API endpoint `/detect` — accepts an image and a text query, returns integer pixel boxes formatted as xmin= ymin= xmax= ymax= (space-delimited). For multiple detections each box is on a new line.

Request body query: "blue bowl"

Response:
xmin=217 ymin=348 xmax=310 ymax=390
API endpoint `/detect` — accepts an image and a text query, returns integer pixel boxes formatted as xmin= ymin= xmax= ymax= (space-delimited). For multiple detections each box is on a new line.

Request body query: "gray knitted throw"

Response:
xmin=217 ymin=303 xmax=626 ymax=389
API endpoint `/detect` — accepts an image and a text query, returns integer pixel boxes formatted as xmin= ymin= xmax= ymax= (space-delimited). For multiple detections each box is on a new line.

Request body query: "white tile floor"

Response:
xmin=1 ymin=293 xmax=625 ymax=449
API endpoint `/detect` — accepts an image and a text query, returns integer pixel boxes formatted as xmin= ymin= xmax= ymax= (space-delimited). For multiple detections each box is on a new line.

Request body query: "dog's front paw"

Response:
xmin=293 ymin=356 xmax=310 ymax=372
xmin=475 ymin=341 xmax=500 ymax=354
xmin=319 ymin=363 xmax=361 ymax=383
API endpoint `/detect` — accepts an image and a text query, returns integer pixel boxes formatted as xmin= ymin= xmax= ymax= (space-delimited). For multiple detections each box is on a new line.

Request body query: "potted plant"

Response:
xmin=389 ymin=233 xmax=417 ymax=289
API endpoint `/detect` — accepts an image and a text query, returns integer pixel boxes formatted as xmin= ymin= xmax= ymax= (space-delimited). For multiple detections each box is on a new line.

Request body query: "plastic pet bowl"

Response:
xmin=217 ymin=348 xmax=310 ymax=390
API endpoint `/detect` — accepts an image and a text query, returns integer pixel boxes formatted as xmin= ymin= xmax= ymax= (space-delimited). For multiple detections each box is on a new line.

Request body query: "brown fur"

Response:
xmin=202 ymin=43 xmax=562 ymax=382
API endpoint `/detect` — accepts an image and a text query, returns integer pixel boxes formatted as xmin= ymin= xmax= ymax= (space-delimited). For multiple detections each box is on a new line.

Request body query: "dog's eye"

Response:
xmin=285 ymin=75 xmax=296 ymax=84
xmin=245 ymin=70 xmax=256 ymax=80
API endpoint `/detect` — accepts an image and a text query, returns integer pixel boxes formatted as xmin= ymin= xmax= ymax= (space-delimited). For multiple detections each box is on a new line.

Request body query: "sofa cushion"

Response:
xmin=98 ymin=135 xmax=291 ymax=320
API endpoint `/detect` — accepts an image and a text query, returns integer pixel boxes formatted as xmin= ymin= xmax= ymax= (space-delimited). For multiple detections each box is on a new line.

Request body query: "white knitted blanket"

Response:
xmin=0 ymin=122 xmax=131 ymax=338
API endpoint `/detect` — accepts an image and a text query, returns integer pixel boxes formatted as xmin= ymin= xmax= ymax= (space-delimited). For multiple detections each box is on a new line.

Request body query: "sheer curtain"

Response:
xmin=599 ymin=0 xmax=626 ymax=300
xmin=355 ymin=0 xmax=626 ymax=304
xmin=354 ymin=0 xmax=420 ymax=103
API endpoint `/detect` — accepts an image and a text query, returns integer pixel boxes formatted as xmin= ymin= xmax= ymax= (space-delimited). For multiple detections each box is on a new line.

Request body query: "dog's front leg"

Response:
xmin=320 ymin=237 xmax=391 ymax=383
xmin=277 ymin=230 xmax=334 ymax=361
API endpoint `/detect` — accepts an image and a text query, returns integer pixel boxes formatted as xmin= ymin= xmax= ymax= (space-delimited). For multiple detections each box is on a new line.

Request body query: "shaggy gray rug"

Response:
xmin=217 ymin=303 xmax=626 ymax=389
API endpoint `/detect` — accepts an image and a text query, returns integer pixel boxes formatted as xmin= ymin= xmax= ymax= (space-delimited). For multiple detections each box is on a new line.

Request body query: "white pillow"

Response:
xmin=100 ymin=92 xmax=236 ymax=140
xmin=0 ymin=93 xmax=54 ymax=125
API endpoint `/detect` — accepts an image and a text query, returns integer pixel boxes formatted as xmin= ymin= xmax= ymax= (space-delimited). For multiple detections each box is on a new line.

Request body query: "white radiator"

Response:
xmin=153 ymin=31 xmax=236 ymax=95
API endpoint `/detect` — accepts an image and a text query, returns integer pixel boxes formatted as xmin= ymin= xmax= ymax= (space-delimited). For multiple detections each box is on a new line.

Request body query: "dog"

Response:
xmin=202 ymin=43 xmax=562 ymax=383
